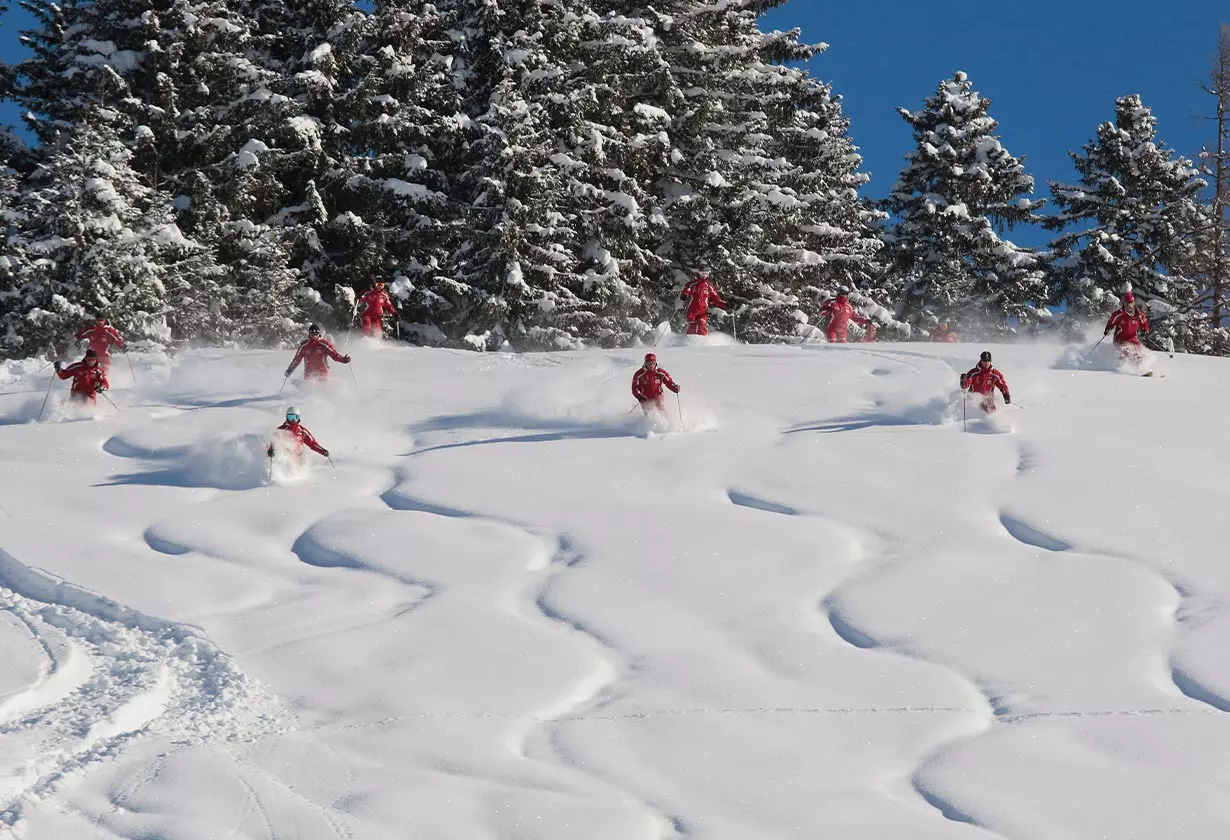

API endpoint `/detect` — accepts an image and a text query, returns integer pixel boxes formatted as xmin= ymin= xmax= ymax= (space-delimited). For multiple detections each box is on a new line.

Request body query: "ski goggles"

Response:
xmin=286 ymin=413 xmax=301 ymax=423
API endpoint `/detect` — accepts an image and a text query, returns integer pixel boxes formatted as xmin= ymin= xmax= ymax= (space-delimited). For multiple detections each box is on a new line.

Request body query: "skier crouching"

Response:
xmin=960 ymin=351 xmax=1011 ymax=413
xmin=267 ymin=407 xmax=330 ymax=464
xmin=54 ymin=349 xmax=109 ymax=405
xmin=632 ymin=353 xmax=680 ymax=417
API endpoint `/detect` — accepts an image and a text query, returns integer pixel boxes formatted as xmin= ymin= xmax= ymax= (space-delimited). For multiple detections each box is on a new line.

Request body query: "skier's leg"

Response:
xmin=686 ymin=318 xmax=700 ymax=336
xmin=695 ymin=315 xmax=708 ymax=336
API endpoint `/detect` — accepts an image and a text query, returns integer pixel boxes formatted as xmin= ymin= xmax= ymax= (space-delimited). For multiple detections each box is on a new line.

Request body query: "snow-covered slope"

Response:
xmin=0 ymin=338 xmax=1227 ymax=839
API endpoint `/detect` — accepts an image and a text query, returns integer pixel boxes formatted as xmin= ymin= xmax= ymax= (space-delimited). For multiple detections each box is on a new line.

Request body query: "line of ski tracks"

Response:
xmin=373 ymin=468 xmax=690 ymax=838
xmin=0 ymin=545 xmax=291 ymax=830
xmin=819 ymin=434 xmax=1230 ymax=840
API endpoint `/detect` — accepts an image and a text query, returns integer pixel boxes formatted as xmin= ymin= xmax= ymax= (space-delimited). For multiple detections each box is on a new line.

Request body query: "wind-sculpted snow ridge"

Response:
xmin=0 ymin=547 xmax=292 ymax=828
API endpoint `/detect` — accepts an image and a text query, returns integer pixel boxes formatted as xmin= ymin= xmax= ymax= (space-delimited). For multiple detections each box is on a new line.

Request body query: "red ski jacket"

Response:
xmin=270 ymin=421 xmax=327 ymax=457
xmin=75 ymin=324 xmax=125 ymax=357
xmin=961 ymin=365 xmax=1010 ymax=400
xmin=287 ymin=337 xmax=349 ymax=379
xmin=58 ymin=360 xmax=109 ymax=397
xmin=1105 ymin=308 xmax=1149 ymax=344
xmin=632 ymin=367 xmax=680 ymax=402
xmin=930 ymin=327 xmax=959 ymax=343
xmin=819 ymin=296 xmax=871 ymax=342
xmin=680 ymin=278 xmax=727 ymax=321
xmin=359 ymin=289 xmax=394 ymax=320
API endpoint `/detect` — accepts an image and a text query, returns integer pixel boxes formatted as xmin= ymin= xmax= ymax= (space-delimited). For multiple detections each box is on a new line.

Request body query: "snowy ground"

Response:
xmin=0 ymin=335 xmax=1226 ymax=839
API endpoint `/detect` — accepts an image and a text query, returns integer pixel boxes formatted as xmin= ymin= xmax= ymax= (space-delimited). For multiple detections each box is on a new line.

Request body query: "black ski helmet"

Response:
xmin=980 ymin=351 xmax=992 ymax=363
xmin=84 ymin=348 xmax=98 ymax=358
xmin=308 ymin=323 xmax=321 ymax=335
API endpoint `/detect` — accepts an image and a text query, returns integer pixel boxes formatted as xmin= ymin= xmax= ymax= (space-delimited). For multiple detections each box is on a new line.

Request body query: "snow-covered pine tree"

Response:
xmin=883 ymin=72 xmax=1047 ymax=337
xmin=331 ymin=0 xmax=462 ymax=342
xmin=437 ymin=0 xmax=599 ymax=351
xmin=0 ymin=116 xmax=205 ymax=357
xmin=1045 ymin=94 xmax=1210 ymax=351
xmin=739 ymin=33 xmax=889 ymax=341
xmin=522 ymin=1 xmax=673 ymax=347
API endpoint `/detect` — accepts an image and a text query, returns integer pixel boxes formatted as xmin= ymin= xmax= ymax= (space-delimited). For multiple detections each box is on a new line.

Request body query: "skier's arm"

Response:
xmin=57 ymin=362 xmax=80 ymax=380
xmin=286 ymin=346 xmax=305 ymax=375
xmin=661 ymin=371 xmax=680 ymax=393
xmin=850 ymin=311 xmax=871 ymax=328
xmin=710 ymin=287 xmax=728 ymax=309
xmin=74 ymin=327 xmax=91 ymax=340
xmin=325 ymin=341 xmax=349 ymax=363
xmin=300 ymin=429 xmax=328 ymax=456
xmin=631 ymin=373 xmax=646 ymax=402
xmin=1140 ymin=311 xmax=1150 ymax=333
xmin=107 ymin=327 xmax=125 ymax=348
xmin=680 ymin=282 xmax=694 ymax=302
xmin=996 ymin=373 xmax=1010 ymax=401
xmin=1104 ymin=312 xmax=1120 ymax=335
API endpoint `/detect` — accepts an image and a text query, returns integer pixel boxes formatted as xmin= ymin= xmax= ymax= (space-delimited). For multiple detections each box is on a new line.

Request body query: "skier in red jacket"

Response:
xmin=960 ymin=351 xmax=1011 ymax=413
xmin=632 ymin=353 xmax=680 ymax=415
xmin=818 ymin=287 xmax=876 ymax=343
xmin=286 ymin=324 xmax=351 ymax=382
xmin=54 ymin=349 xmax=109 ymax=405
xmin=74 ymin=317 xmax=125 ymax=370
xmin=1104 ymin=292 xmax=1149 ymax=363
xmin=267 ymin=407 xmax=330 ymax=463
xmin=357 ymin=282 xmax=395 ymax=339
xmin=680 ymin=271 xmax=728 ymax=336
xmin=930 ymin=321 xmax=959 ymax=343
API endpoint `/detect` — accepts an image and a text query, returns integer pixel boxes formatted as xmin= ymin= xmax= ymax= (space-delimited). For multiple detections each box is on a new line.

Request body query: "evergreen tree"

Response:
xmin=0 ymin=117 xmax=203 ymax=357
xmin=883 ymin=72 xmax=1046 ymax=336
xmin=1046 ymin=94 xmax=1209 ymax=350
xmin=332 ymin=0 xmax=463 ymax=341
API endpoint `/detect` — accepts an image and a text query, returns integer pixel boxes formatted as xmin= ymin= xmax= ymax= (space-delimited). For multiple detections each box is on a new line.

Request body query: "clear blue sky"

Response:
xmin=2 ymin=1 xmax=1223 ymax=246
xmin=761 ymin=1 xmax=1225 ymax=245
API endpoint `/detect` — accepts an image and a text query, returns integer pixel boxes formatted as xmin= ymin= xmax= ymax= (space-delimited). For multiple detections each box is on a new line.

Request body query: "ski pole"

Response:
xmin=37 ymin=372 xmax=57 ymax=422
xmin=676 ymin=393 xmax=685 ymax=428
xmin=100 ymin=391 xmax=121 ymax=411
xmin=962 ymin=389 xmax=967 ymax=433
xmin=327 ymin=456 xmax=336 ymax=470
xmin=278 ymin=374 xmax=290 ymax=394
xmin=349 ymin=363 xmax=358 ymax=388
xmin=1090 ymin=334 xmax=1107 ymax=354
xmin=124 ymin=348 xmax=138 ymax=388
xmin=268 ymin=453 xmax=274 ymax=483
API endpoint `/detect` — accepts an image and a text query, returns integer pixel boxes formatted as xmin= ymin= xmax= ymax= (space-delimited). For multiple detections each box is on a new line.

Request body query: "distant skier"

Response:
xmin=74 ymin=316 xmax=125 ymax=370
xmin=632 ymin=353 xmax=680 ymax=416
xmin=357 ymin=282 xmax=395 ymax=339
xmin=285 ymin=324 xmax=351 ymax=382
xmin=960 ymin=351 xmax=1011 ymax=413
xmin=680 ymin=270 xmax=728 ymax=336
xmin=1104 ymin=292 xmax=1149 ymax=363
xmin=267 ymin=407 xmax=330 ymax=463
xmin=54 ymin=349 xmax=109 ymax=405
xmin=818 ymin=287 xmax=876 ymax=343
xmin=930 ymin=321 xmax=959 ymax=343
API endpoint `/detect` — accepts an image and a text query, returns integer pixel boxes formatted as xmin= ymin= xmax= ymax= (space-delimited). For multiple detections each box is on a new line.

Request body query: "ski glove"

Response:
xmin=53 ymin=361 xmax=62 ymax=371
xmin=1004 ymin=394 xmax=1011 ymax=405
xmin=342 ymin=355 xmax=351 ymax=363
xmin=285 ymin=367 xmax=294 ymax=377
xmin=95 ymin=383 xmax=106 ymax=393
xmin=321 ymin=449 xmax=330 ymax=457
xmin=267 ymin=447 xmax=275 ymax=458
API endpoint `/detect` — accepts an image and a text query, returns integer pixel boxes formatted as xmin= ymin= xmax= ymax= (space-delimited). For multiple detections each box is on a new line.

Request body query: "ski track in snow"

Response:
xmin=0 ymin=545 xmax=290 ymax=830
